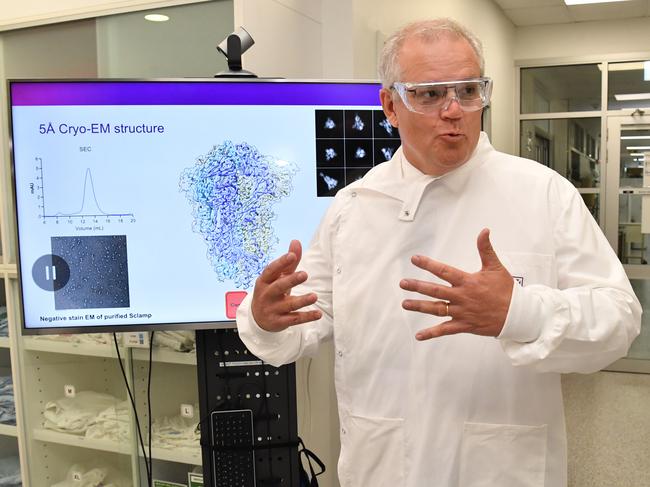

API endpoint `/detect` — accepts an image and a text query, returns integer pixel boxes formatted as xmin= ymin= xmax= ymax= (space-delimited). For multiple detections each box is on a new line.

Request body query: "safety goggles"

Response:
xmin=391 ymin=77 xmax=493 ymax=114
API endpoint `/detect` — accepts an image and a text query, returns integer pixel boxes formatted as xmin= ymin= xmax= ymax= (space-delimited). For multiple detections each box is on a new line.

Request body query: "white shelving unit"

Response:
xmin=5 ymin=325 xmax=203 ymax=485
xmin=0 ymin=261 xmax=203 ymax=486
xmin=0 ymin=424 xmax=17 ymax=438
xmin=31 ymin=428 xmax=132 ymax=455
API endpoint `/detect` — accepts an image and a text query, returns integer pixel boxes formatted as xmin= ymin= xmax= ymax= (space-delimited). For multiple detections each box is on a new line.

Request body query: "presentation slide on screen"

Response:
xmin=11 ymin=83 xmax=400 ymax=330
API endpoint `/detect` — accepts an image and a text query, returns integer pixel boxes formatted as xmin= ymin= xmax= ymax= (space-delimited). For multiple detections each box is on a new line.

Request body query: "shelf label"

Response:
xmin=153 ymin=480 xmax=187 ymax=487
xmin=122 ymin=331 xmax=150 ymax=348
xmin=64 ymin=384 xmax=76 ymax=397
xmin=188 ymin=472 xmax=204 ymax=487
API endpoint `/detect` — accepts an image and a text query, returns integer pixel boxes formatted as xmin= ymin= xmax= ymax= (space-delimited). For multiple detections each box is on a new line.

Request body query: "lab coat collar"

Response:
xmin=357 ymin=132 xmax=492 ymax=221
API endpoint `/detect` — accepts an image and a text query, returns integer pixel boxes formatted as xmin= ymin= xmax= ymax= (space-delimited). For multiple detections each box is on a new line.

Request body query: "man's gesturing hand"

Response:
xmin=400 ymin=229 xmax=514 ymax=340
xmin=251 ymin=240 xmax=322 ymax=332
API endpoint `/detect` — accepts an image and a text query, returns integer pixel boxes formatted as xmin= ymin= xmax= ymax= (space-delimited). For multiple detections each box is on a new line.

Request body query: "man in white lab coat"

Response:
xmin=236 ymin=18 xmax=641 ymax=487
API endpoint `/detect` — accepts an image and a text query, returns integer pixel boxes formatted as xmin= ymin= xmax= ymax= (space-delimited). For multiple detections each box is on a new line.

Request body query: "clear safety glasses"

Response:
xmin=391 ymin=77 xmax=493 ymax=114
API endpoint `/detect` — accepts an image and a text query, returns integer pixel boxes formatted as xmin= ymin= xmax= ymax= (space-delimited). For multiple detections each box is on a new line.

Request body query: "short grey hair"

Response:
xmin=377 ymin=18 xmax=485 ymax=88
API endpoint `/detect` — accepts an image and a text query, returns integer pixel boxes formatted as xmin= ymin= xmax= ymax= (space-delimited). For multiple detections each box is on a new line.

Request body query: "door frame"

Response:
xmin=605 ymin=114 xmax=650 ymax=280
xmin=605 ymin=114 xmax=650 ymax=373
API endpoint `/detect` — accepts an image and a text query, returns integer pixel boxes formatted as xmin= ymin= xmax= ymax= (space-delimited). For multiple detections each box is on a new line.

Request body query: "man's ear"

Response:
xmin=379 ymin=88 xmax=399 ymax=128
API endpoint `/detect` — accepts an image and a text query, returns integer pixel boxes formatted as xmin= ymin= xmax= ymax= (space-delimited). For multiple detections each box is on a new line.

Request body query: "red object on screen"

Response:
xmin=225 ymin=291 xmax=248 ymax=319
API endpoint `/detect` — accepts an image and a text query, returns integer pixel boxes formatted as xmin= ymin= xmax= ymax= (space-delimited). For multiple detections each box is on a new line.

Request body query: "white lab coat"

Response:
xmin=237 ymin=133 xmax=641 ymax=487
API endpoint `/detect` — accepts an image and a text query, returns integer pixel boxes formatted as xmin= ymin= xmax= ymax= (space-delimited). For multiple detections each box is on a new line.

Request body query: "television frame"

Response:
xmin=7 ymin=78 xmax=394 ymax=335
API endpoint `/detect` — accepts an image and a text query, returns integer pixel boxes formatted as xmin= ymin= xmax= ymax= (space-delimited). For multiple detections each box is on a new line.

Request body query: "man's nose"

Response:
xmin=440 ymin=95 xmax=463 ymax=117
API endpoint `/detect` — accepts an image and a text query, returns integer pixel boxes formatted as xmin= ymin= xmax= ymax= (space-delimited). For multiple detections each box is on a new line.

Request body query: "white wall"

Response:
xmin=515 ymin=17 xmax=650 ymax=61
xmin=321 ymin=0 xmax=355 ymax=79
xmin=2 ymin=19 xmax=98 ymax=78
xmin=234 ymin=0 xmax=323 ymax=78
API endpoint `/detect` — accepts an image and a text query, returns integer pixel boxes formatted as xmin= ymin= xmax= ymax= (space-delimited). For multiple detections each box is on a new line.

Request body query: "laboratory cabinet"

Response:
xmin=5 ymin=318 xmax=203 ymax=484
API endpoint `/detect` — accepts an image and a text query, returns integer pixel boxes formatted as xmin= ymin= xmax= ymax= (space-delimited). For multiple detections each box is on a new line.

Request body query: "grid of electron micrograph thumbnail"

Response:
xmin=315 ymin=109 xmax=401 ymax=197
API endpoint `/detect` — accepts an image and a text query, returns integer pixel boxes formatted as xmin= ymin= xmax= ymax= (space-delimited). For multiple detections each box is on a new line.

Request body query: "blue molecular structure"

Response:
xmin=179 ymin=141 xmax=298 ymax=288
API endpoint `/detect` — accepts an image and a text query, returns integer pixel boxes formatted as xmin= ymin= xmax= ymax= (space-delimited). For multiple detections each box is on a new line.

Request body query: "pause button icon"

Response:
xmin=45 ymin=265 xmax=57 ymax=281
xmin=32 ymin=254 xmax=70 ymax=291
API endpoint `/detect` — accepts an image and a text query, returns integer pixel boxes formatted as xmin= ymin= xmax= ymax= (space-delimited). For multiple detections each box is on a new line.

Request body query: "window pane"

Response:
xmin=619 ymin=128 xmax=650 ymax=188
xmin=520 ymin=118 xmax=601 ymax=187
xmin=520 ymin=64 xmax=602 ymax=114
xmin=618 ymin=194 xmax=650 ymax=265
xmin=608 ymin=61 xmax=650 ymax=110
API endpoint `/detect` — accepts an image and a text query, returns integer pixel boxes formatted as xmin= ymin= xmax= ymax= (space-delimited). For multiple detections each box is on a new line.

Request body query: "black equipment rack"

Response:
xmin=196 ymin=327 xmax=299 ymax=486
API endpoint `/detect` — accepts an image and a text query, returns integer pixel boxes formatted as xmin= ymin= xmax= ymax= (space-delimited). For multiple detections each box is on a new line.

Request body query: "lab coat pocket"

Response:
xmin=458 ymin=422 xmax=547 ymax=487
xmin=500 ymin=252 xmax=555 ymax=287
xmin=342 ymin=415 xmax=405 ymax=486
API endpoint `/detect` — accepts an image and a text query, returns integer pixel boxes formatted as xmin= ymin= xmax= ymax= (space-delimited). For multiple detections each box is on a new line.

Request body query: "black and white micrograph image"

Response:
xmin=52 ymin=235 xmax=130 ymax=310
xmin=313 ymin=107 xmax=401 ymax=196
xmin=373 ymin=110 xmax=400 ymax=139
xmin=374 ymin=139 xmax=402 ymax=164
xmin=345 ymin=139 xmax=374 ymax=168
xmin=344 ymin=110 xmax=373 ymax=138
xmin=316 ymin=168 xmax=344 ymax=197
xmin=316 ymin=139 xmax=345 ymax=167
xmin=346 ymin=168 xmax=371 ymax=185
xmin=315 ymin=110 xmax=345 ymax=138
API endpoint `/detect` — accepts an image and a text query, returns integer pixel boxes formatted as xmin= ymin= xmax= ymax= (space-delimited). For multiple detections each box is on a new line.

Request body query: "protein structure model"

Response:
xmin=180 ymin=141 xmax=298 ymax=288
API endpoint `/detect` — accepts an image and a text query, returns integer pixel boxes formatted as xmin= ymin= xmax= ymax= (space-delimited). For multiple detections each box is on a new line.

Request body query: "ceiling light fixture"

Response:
xmin=600 ymin=61 xmax=644 ymax=72
xmin=629 ymin=153 xmax=648 ymax=156
xmin=144 ymin=14 xmax=169 ymax=22
xmin=626 ymin=146 xmax=650 ymax=150
xmin=565 ymin=0 xmax=632 ymax=5
xmin=614 ymin=93 xmax=650 ymax=101
xmin=621 ymin=135 xmax=650 ymax=140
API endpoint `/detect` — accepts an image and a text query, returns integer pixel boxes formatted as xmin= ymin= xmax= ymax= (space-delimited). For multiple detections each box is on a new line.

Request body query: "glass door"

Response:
xmin=605 ymin=115 xmax=650 ymax=371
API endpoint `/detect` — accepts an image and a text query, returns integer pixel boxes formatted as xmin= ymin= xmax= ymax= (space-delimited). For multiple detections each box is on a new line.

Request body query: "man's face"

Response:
xmin=380 ymin=35 xmax=484 ymax=176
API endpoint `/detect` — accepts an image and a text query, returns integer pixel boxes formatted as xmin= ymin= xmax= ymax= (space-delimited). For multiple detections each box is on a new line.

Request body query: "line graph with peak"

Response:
xmin=34 ymin=156 xmax=135 ymax=222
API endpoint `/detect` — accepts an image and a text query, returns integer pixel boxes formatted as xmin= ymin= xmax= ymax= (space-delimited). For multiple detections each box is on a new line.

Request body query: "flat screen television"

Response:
xmin=9 ymin=79 xmax=401 ymax=334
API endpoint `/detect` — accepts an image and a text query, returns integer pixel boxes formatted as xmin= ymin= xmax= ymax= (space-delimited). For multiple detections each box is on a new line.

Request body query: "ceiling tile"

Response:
xmin=504 ymin=6 xmax=572 ymax=26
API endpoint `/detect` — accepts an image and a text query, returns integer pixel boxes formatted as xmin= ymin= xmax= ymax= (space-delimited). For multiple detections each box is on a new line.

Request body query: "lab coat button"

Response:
xmin=337 ymin=350 xmax=343 ymax=357
xmin=351 ymin=192 xmax=357 ymax=197
xmin=341 ymin=428 xmax=346 ymax=435
xmin=336 ymin=266 xmax=341 ymax=274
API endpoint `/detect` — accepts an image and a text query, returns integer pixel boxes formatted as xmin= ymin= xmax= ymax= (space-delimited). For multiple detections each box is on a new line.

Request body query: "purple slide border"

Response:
xmin=10 ymin=80 xmax=383 ymax=106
